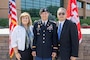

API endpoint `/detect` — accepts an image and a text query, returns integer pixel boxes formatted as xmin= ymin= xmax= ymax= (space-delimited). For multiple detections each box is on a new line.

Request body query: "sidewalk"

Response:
xmin=0 ymin=28 xmax=90 ymax=34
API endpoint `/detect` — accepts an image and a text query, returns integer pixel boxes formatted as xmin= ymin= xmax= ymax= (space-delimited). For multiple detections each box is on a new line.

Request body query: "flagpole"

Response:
xmin=9 ymin=0 xmax=17 ymax=58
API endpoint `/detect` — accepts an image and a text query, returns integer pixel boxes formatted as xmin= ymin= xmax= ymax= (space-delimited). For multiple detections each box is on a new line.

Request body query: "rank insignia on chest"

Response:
xmin=47 ymin=24 xmax=53 ymax=30
xmin=38 ymin=24 xmax=40 ymax=28
xmin=36 ymin=24 xmax=41 ymax=35
xmin=37 ymin=24 xmax=41 ymax=31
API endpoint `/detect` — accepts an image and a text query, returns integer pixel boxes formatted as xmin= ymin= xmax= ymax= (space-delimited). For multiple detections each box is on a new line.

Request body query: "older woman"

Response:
xmin=11 ymin=12 xmax=34 ymax=60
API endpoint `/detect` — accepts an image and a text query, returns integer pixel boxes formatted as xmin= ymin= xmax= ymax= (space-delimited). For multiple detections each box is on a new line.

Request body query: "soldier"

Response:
xmin=32 ymin=8 xmax=58 ymax=60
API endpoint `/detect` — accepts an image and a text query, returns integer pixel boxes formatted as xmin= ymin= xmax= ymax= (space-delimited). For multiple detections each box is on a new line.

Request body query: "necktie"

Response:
xmin=58 ymin=23 xmax=62 ymax=40
xmin=43 ymin=22 xmax=46 ymax=26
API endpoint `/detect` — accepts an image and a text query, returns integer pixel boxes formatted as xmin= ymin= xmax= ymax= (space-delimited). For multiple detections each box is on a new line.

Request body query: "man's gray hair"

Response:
xmin=57 ymin=7 xmax=66 ymax=14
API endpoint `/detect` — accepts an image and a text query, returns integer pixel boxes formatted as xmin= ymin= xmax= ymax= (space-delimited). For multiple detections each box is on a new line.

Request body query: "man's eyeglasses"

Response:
xmin=58 ymin=12 xmax=65 ymax=15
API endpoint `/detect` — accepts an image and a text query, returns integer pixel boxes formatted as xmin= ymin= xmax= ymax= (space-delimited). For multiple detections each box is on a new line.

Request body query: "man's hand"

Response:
xmin=32 ymin=51 xmax=36 ymax=56
xmin=52 ymin=52 xmax=57 ymax=58
xmin=70 ymin=56 xmax=77 ymax=60
xmin=15 ymin=53 xmax=21 ymax=60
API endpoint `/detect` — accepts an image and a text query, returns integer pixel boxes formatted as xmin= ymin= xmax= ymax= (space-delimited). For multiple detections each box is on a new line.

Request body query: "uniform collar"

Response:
xmin=38 ymin=20 xmax=50 ymax=27
xmin=42 ymin=20 xmax=48 ymax=25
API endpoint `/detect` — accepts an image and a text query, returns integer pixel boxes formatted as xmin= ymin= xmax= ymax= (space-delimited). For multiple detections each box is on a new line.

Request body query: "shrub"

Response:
xmin=0 ymin=18 xmax=9 ymax=28
xmin=0 ymin=17 xmax=90 ymax=28
xmin=31 ymin=17 xmax=40 ymax=23
xmin=80 ymin=18 xmax=90 ymax=26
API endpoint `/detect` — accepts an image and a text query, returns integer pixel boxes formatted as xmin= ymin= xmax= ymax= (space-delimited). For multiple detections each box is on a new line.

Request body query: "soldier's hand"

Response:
xmin=52 ymin=52 xmax=57 ymax=58
xmin=32 ymin=51 xmax=36 ymax=56
xmin=15 ymin=52 xmax=21 ymax=60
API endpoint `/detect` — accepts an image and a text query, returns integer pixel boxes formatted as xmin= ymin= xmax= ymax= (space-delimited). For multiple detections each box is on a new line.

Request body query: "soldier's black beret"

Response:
xmin=39 ymin=8 xmax=49 ymax=14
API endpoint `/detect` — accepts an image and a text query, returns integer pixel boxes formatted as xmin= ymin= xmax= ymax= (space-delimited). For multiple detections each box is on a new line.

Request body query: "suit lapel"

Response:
xmin=56 ymin=21 xmax=59 ymax=27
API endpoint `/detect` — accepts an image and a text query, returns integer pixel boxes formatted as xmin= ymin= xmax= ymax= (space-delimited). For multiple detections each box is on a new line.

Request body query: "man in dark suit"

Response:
xmin=32 ymin=8 xmax=58 ymax=60
xmin=57 ymin=7 xmax=79 ymax=60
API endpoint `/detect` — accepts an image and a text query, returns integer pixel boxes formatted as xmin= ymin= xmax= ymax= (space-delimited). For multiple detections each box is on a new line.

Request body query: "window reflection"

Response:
xmin=86 ymin=3 xmax=90 ymax=10
xmin=21 ymin=0 xmax=61 ymax=17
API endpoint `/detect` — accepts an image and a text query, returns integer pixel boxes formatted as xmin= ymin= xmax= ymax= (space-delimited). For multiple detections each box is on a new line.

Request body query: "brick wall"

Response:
xmin=77 ymin=34 xmax=90 ymax=60
xmin=0 ymin=35 xmax=9 ymax=60
xmin=0 ymin=35 xmax=16 ymax=60
xmin=0 ymin=34 xmax=90 ymax=60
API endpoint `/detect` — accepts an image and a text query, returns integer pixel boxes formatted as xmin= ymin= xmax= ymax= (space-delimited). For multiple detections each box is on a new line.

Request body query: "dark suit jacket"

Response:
xmin=57 ymin=19 xmax=79 ymax=60
xmin=32 ymin=20 xmax=58 ymax=58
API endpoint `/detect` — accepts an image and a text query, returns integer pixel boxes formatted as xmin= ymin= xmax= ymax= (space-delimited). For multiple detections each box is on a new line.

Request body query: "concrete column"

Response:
xmin=16 ymin=0 xmax=21 ymax=19
xmin=63 ymin=0 xmax=68 ymax=9
xmin=0 ymin=0 xmax=21 ymax=18
xmin=83 ymin=2 xmax=87 ymax=19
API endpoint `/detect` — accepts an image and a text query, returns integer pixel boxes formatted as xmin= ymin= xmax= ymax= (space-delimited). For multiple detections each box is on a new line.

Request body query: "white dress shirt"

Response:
xmin=42 ymin=20 xmax=48 ymax=26
xmin=58 ymin=20 xmax=65 ymax=30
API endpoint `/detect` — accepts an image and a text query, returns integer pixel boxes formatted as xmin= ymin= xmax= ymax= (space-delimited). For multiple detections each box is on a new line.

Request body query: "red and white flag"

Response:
xmin=67 ymin=0 xmax=82 ymax=43
xmin=9 ymin=0 xmax=17 ymax=58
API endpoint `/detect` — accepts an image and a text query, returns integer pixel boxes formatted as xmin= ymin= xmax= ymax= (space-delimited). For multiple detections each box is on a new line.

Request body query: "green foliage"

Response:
xmin=0 ymin=18 xmax=9 ymax=28
xmin=47 ymin=6 xmax=59 ymax=16
xmin=31 ymin=17 xmax=40 ymax=23
xmin=21 ymin=8 xmax=40 ymax=17
xmin=0 ymin=17 xmax=90 ymax=28
xmin=80 ymin=18 xmax=90 ymax=26
xmin=21 ymin=5 xmax=59 ymax=17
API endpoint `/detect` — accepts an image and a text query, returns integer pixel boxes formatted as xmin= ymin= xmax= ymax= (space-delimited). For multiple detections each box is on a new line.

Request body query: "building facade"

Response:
xmin=64 ymin=0 xmax=90 ymax=19
xmin=0 ymin=0 xmax=21 ymax=18
xmin=0 ymin=0 xmax=90 ymax=19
